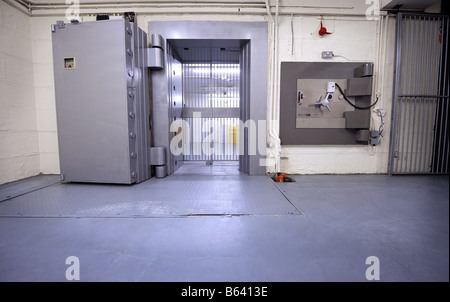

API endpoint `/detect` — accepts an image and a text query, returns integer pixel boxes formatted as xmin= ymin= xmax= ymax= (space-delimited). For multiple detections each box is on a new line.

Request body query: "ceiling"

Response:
xmin=381 ymin=0 xmax=440 ymax=10
xmin=12 ymin=0 xmax=443 ymax=16
xmin=22 ymin=0 xmax=264 ymax=3
xmin=168 ymin=39 xmax=243 ymax=63
xmin=25 ymin=0 xmax=440 ymax=8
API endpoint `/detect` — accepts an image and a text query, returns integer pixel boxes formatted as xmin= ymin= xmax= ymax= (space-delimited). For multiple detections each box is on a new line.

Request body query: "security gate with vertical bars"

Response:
xmin=182 ymin=62 xmax=240 ymax=162
xmin=389 ymin=13 xmax=449 ymax=175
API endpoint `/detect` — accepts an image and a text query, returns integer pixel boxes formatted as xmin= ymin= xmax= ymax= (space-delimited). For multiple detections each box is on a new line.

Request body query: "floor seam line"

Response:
xmin=0 ymin=214 xmax=298 ymax=219
xmin=270 ymin=179 xmax=304 ymax=216
xmin=0 ymin=182 xmax=61 ymax=204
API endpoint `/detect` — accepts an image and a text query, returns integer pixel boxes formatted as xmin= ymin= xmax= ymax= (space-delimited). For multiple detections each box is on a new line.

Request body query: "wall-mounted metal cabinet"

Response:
xmin=280 ymin=62 xmax=374 ymax=145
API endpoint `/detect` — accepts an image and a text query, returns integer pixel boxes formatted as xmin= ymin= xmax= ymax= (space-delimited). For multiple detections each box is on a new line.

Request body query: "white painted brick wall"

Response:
xmin=11 ymin=154 xmax=41 ymax=182
xmin=39 ymin=152 xmax=59 ymax=174
xmin=0 ymin=108 xmax=8 ymax=131
xmin=0 ymin=155 xmax=40 ymax=185
xmin=30 ymin=17 xmax=60 ymax=175
xmin=38 ymin=132 xmax=59 ymax=153
xmin=1 ymin=2 xmax=397 ymax=180
xmin=0 ymin=54 xmax=5 ymax=79
xmin=29 ymin=12 xmax=396 ymax=176
xmin=7 ymin=107 xmax=37 ymax=131
xmin=35 ymin=86 xmax=56 ymax=110
xmin=0 ymin=131 xmax=39 ymax=160
xmin=0 ymin=1 xmax=40 ymax=184
xmin=0 ymin=79 xmax=35 ymax=108
xmin=4 ymin=54 xmax=35 ymax=84
xmin=277 ymin=16 xmax=397 ymax=174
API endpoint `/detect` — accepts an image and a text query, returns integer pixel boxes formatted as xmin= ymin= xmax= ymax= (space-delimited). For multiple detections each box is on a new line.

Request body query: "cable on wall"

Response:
xmin=335 ymin=83 xmax=380 ymax=110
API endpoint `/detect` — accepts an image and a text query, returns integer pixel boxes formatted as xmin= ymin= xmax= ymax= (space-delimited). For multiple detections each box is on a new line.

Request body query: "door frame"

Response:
xmin=149 ymin=21 xmax=268 ymax=175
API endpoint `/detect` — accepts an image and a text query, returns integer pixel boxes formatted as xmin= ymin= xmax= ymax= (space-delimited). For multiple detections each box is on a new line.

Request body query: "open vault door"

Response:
xmin=149 ymin=21 xmax=268 ymax=176
xmin=52 ymin=19 xmax=150 ymax=184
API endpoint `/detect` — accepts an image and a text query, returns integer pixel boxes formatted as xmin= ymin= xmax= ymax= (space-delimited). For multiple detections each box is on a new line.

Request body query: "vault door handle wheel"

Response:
xmin=314 ymin=93 xmax=333 ymax=112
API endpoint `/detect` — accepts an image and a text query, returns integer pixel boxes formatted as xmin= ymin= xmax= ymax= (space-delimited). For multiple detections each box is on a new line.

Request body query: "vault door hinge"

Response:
xmin=147 ymin=34 xmax=165 ymax=69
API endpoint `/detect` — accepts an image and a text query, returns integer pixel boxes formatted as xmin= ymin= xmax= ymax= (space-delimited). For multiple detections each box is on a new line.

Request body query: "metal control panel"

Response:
xmin=296 ymin=79 xmax=354 ymax=129
xmin=279 ymin=62 xmax=374 ymax=145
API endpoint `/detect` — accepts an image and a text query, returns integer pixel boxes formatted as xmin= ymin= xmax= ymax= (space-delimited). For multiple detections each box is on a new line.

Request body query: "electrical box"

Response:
xmin=322 ymin=51 xmax=334 ymax=59
xmin=51 ymin=19 xmax=151 ymax=184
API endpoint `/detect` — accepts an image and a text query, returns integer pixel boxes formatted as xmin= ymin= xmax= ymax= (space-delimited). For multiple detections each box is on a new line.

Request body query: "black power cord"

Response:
xmin=335 ymin=83 xmax=379 ymax=110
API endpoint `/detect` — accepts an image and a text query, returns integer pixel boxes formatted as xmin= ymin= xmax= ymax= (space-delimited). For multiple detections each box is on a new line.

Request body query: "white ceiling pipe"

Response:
xmin=29 ymin=3 xmax=267 ymax=9
xmin=272 ymin=0 xmax=281 ymax=173
xmin=274 ymin=0 xmax=279 ymax=136
xmin=20 ymin=7 xmax=269 ymax=16
xmin=265 ymin=0 xmax=281 ymax=173
xmin=19 ymin=0 xmax=267 ymax=4
xmin=12 ymin=0 xmax=380 ymax=17
xmin=7 ymin=6 xmax=383 ymax=17
xmin=3 ymin=0 xmax=32 ymax=15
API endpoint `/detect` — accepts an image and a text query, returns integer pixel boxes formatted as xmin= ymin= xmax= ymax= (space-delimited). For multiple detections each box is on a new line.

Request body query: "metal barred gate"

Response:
xmin=182 ymin=62 xmax=240 ymax=162
xmin=389 ymin=13 xmax=449 ymax=175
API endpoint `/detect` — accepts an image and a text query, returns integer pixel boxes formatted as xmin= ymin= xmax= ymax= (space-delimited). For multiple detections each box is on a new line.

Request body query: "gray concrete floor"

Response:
xmin=0 ymin=170 xmax=448 ymax=282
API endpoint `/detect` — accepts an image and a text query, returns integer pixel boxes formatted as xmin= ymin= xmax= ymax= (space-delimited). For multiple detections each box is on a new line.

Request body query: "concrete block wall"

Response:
xmin=30 ymin=17 xmax=60 ymax=175
xmin=0 ymin=1 xmax=40 ymax=184
xmin=277 ymin=16 xmax=397 ymax=174
xmin=0 ymin=1 xmax=400 ymax=183
xmin=141 ymin=13 xmax=396 ymax=175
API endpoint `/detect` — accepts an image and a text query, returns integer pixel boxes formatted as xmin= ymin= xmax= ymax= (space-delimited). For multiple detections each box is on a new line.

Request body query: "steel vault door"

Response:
xmin=389 ymin=13 xmax=449 ymax=175
xmin=52 ymin=19 xmax=150 ymax=184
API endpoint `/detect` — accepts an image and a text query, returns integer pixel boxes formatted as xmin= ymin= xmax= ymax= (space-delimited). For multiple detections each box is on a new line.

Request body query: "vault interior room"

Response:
xmin=0 ymin=0 xmax=448 ymax=283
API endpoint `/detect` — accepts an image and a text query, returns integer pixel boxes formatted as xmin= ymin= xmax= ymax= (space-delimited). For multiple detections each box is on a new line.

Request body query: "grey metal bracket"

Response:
xmin=52 ymin=20 xmax=66 ymax=32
